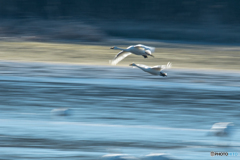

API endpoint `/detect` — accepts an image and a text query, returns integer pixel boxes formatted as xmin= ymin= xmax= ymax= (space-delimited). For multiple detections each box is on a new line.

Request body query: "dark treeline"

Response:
xmin=0 ymin=0 xmax=239 ymax=24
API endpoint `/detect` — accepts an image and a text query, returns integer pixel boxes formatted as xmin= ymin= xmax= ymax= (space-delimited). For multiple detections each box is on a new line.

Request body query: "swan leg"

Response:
xmin=143 ymin=55 xmax=148 ymax=58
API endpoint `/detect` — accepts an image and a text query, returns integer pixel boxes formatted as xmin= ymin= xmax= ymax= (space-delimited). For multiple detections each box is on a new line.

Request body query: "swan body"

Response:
xmin=130 ymin=62 xmax=171 ymax=77
xmin=101 ymin=154 xmax=137 ymax=160
xmin=142 ymin=153 xmax=177 ymax=160
xmin=110 ymin=44 xmax=155 ymax=65
xmin=51 ymin=108 xmax=71 ymax=116
xmin=208 ymin=122 xmax=234 ymax=137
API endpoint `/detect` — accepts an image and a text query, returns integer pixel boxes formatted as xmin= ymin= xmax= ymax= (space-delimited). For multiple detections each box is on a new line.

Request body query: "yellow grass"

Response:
xmin=0 ymin=40 xmax=239 ymax=70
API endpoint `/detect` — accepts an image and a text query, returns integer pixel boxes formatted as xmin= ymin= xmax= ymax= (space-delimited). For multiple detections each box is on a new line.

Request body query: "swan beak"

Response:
xmin=110 ymin=47 xmax=114 ymax=49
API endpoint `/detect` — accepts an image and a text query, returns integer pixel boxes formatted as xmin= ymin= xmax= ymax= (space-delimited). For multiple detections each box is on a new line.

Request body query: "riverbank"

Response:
xmin=0 ymin=40 xmax=239 ymax=71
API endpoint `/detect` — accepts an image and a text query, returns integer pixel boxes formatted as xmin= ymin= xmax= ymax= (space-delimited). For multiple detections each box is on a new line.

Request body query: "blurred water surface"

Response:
xmin=0 ymin=61 xmax=239 ymax=160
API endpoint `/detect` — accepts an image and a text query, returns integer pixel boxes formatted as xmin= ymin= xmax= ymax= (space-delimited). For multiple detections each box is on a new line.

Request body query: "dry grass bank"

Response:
xmin=0 ymin=40 xmax=239 ymax=70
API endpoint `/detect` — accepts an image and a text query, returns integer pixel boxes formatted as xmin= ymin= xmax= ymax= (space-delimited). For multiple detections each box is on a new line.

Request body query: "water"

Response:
xmin=0 ymin=61 xmax=239 ymax=160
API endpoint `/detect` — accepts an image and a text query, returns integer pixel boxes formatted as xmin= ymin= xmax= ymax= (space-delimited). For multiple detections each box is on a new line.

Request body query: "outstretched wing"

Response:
xmin=110 ymin=51 xmax=132 ymax=65
xmin=151 ymin=62 xmax=172 ymax=71
xmin=134 ymin=44 xmax=155 ymax=53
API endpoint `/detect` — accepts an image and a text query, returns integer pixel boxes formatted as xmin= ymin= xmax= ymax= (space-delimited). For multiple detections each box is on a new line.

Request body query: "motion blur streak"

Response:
xmin=0 ymin=62 xmax=239 ymax=160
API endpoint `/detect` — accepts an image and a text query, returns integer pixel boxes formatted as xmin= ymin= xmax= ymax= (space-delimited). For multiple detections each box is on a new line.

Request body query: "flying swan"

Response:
xmin=130 ymin=62 xmax=171 ymax=77
xmin=208 ymin=122 xmax=235 ymax=137
xmin=110 ymin=44 xmax=155 ymax=65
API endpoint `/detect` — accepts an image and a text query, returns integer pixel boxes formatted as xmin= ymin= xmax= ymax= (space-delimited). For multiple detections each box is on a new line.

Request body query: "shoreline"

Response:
xmin=1 ymin=59 xmax=240 ymax=75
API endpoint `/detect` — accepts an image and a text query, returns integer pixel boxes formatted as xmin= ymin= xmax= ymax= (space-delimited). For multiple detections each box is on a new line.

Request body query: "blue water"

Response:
xmin=0 ymin=61 xmax=239 ymax=160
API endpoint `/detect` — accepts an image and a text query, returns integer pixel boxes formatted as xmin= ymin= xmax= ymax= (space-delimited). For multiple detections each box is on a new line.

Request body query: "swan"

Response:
xmin=130 ymin=62 xmax=171 ymax=77
xmin=142 ymin=153 xmax=178 ymax=160
xmin=101 ymin=154 xmax=137 ymax=160
xmin=51 ymin=108 xmax=71 ymax=116
xmin=207 ymin=122 xmax=234 ymax=137
xmin=110 ymin=44 xmax=155 ymax=65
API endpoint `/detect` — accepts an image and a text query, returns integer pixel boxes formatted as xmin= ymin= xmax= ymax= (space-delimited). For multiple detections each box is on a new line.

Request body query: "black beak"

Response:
xmin=110 ymin=47 xmax=114 ymax=49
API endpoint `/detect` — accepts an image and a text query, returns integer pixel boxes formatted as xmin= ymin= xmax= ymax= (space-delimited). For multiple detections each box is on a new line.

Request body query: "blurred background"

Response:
xmin=0 ymin=0 xmax=240 ymax=160
xmin=0 ymin=0 xmax=240 ymax=43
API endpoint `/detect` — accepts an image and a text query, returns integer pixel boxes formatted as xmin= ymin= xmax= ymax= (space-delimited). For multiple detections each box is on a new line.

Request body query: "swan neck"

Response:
xmin=130 ymin=63 xmax=139 ymax=68
xmin=115 ymin=47 xmax=125 ymax=50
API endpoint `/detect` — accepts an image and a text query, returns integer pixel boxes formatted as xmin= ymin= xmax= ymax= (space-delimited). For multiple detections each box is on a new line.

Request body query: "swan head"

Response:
xmin=110 ymin=46 xmax=117 ymax=49
xmin=129 ymin=63 xmax=136 ymax=66
xmin=160 ymin=72 xmax=167 ymax=77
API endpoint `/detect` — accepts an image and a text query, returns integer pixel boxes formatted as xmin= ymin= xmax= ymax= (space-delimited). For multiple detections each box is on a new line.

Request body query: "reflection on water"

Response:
xmin=0 ymin=61 xmax=239 ymax=160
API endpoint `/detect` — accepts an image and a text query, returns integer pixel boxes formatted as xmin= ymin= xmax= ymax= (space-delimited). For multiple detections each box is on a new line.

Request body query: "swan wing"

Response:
xmin=110 ymin=51 xmax=132 ymax=65
xmin=134 ymin=44 xmax=155 ymax=53
xmin=151 ymin=65 xmax=164 ymax=71
xmin=145 ymin=46 xmax=155 ymax=53
xmin=133 ymin=44 xmax=145 ymax=50
xmin=151 ymin=62 xmax=172 ymax=71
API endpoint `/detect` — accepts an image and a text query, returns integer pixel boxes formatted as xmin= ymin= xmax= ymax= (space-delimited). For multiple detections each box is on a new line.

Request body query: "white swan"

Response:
xmin=142 ymin=153 xmax=178 ymax=160
xmin=130 ymin=62 xmax=171 ymax=77
xmin=101 ymin=154 xmax=137 ymax=160
xmin=110 ymin=44 xmax=155 ymax=65
xmin=208 ymin=122 xmax=234 ymax=137
xmin=51 ymin=108 xmax=71 ymax=116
